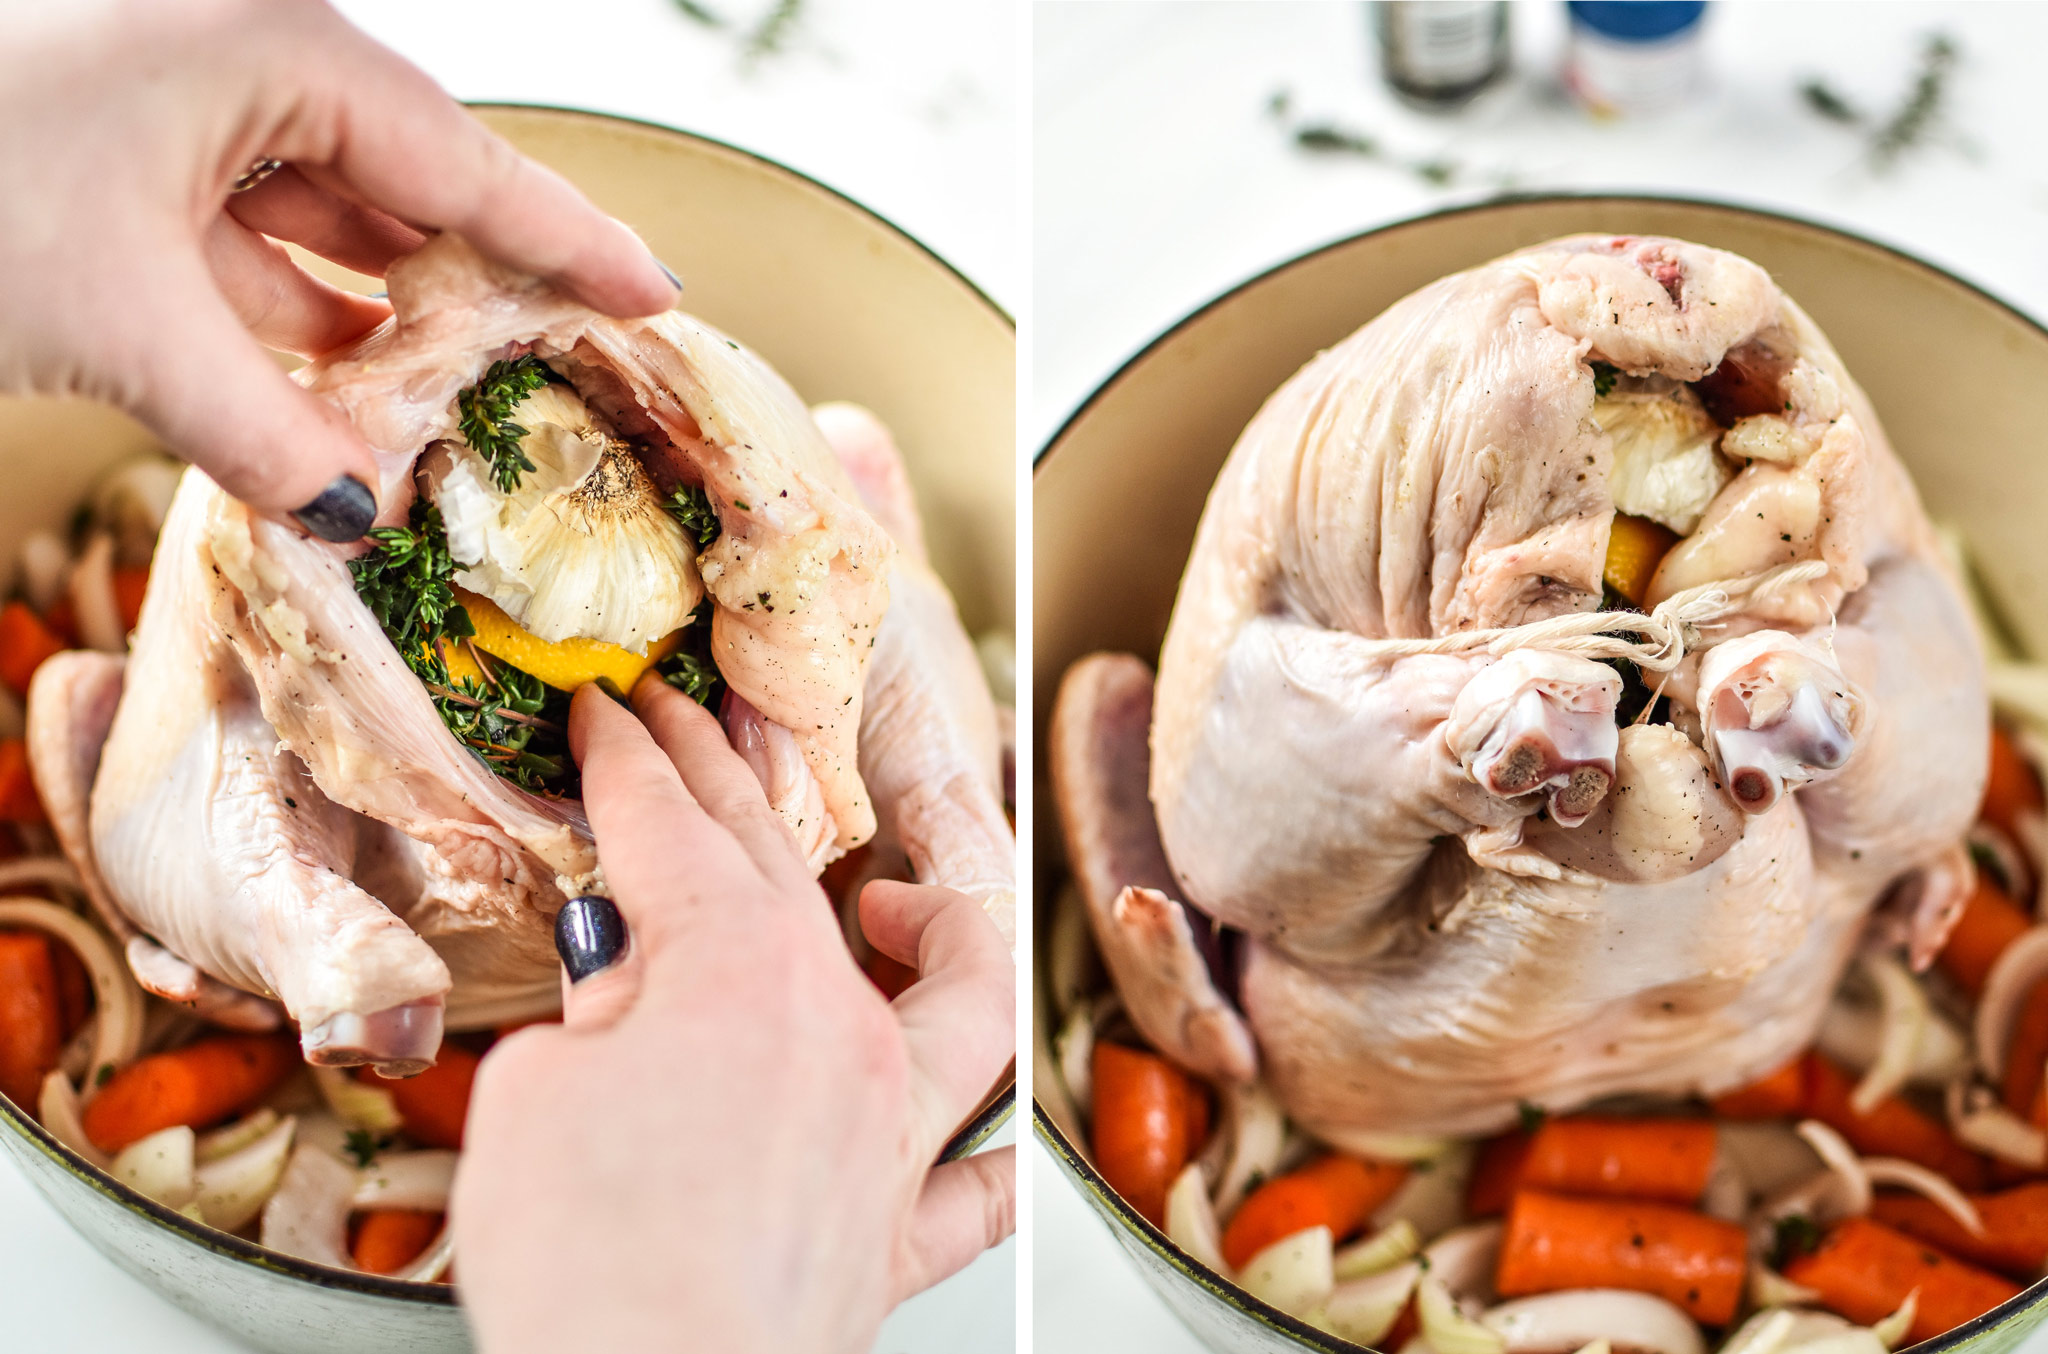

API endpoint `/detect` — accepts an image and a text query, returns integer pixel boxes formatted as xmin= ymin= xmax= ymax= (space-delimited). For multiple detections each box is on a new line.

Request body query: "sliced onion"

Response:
xmin=112 ymin=1125 xmax=197 ymax=1208
xmin=1213 ymin=1080 xmax=1286 ymax=1219
xmin=1948 ymin=1078 xmax=2048 ymax=1168
xmin=37 ymin=1069 xmax=108 ymax=1170
xmin=1325 ymin=1128 xmax=1457 ymax=1163
xmin=1795 ymin=1120 xmax=1872 ymax=1217
xmin=1722 ymin=1308 xmax=1800 ymax=1354
xmin=0 ymin=897 xmax=143 ymax=1096
xmin=196 ymin=1109 xmax=280 ymax=1164
xmin=352 ymin=1148 xmax=457 ymax=1211
xmin=57 ymin=1016 xmax=96 ymax=1083
xmin=1748 ymin=1264 xmax=1821 ymax=1308
xmin=1054 ymin=1003 xmax=1094 ymax=1119
xmin=1819 ymin=995 xmax=1970 ymax=1089
xmin=1870 ymin=1290 xmax=1917 ymax=1349
xmin=1787 ymin=1333 xmax=1889 ymax=1354
xmin=0 ymin=857 xmax=84 ymax=897
xmin=1479 ymin=1289 xmax=1704 ymax=1354
xmin=1237 ymin=1225 xmax=1333 ymax=1317
xmin=195 ymin=1114 xmax=296 ymax=1232
xmin=312 ymin=1065 xmax=403 ymax=1136
xmin=260 ymin=1144 xmax=355 ymax=1268
xmin=68 ymin=531 xmax=124 ymax=653
xmin=1976 ymin=926 xmax=2048 ymax=1080
xmin=1718 ymin=1122 xmax=1823 ymax=1199
xmin=1850 ymin=954 xmax=1929 ymax=1113
xmin=1046 ymin=882 xmax=1100 ymax=1021
xmin=1316 ymin=1257 xmax=1421 ymax=1346
xmin=17 ymin=529 xmax=71 ymax=613
xmin=392 ymin=1224 xmax=454 ymax=1283
xmin=1374 ymin=1140 xmax=1475 ymax=1239
xmin=1425 ymin=1220 xmax=1505 ymax=1305
xmin=1334 ymin=1217 xmax=1419 ymax=1279
xmin=1418 ymin=1270 xmax=1506 ymax=1354
xmin=1701 ymin=1144 xmax=1749 ymax=1222
xmin=1164 ymin=1161 xmax=1227 ymax=1275
xmin=1862 ymin=1156 xmax=1984 ymax=1236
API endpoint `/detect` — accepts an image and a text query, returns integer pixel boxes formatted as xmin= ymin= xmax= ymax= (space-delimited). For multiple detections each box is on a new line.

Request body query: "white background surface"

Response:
xmin=1032 ymin=2 xmax=2048 ymax=1351
xmin=0 ymin=1 xmax=1016 ymax=1350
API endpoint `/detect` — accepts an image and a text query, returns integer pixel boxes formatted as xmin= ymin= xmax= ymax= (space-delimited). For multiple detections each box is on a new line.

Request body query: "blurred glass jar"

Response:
xmin=1564 ymin=0 xmax=1709 ymax=117
xmin=1372 ymin=1 xmax=1510 ymax=111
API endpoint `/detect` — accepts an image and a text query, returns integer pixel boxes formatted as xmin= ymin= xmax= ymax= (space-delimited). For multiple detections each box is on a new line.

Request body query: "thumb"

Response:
xmin=118 ymin=254 xmax=382 ymax=540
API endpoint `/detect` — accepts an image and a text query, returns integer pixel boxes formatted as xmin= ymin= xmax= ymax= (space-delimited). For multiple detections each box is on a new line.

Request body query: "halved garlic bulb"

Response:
xmin=428 ymin=381 xmax=703 ymax=655
xmin=1594 ymin=386 xmax=1732 ymax=536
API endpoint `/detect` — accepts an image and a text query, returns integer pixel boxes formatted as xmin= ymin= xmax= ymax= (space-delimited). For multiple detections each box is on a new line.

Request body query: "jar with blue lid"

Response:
xmin=1565 ymin=0 xmax=1710 ymax=117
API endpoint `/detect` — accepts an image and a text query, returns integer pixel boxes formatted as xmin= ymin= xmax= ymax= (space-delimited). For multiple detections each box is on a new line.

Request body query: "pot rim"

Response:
xmin=1030 ymin=192 xmax=2048 ymax=1352
xmin=0 ymin=98 xmax=1013 ymax=1306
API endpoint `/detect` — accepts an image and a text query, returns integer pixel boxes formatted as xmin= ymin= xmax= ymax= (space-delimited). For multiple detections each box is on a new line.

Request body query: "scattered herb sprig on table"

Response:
xmin=1266 ymin=89 xmax=1487 ymax=190
xmin=349 ymin=499 xmax=574 ymax=794
xmin=1798 ymin=33 xmax=1962 ymax=174
xmin=457 ymin=355 xmax=552 ymax=493
xmin=667 ymin=0 xmax=807 ymax=69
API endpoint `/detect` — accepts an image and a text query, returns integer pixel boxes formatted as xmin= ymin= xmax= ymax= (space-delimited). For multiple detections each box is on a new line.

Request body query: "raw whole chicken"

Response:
xmin=25 ymin=234 xmax=1009 ymax=1075
xmin=1053 ymin=235 xmax=1987 ymax=1144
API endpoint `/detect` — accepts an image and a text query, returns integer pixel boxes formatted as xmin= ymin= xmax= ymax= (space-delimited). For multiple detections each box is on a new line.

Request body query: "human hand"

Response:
xmin=452 ymin=679 xmax=1017 ymax=1354
xmin=0 ymin=0 xmax=677 ymax=541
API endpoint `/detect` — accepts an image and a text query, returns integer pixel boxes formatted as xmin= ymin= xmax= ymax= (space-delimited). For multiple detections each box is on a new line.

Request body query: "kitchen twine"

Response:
xmin=1352 ymin=559 xmax=1831 ymax=673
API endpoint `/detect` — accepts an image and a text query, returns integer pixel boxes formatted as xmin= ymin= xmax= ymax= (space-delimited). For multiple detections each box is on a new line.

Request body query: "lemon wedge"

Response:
xmin=449 ymin=589 xmax=682 ymax=693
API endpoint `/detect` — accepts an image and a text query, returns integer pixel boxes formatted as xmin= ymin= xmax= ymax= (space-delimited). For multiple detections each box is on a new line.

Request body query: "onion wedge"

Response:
xmin=260 ymin=1144 xmax=356 ymax=1268
xmin=1237 ymin=1225 xmax=1333 ymax=1317
xmin=1163 ymin=1161 xmax=1227 ymax=1275
xmin=1850 ymin=954 xmax=1929 ymax=1114
xmin=195 ymin=1114 xmax=297 ymax=1232
xmin=1480 ymin=1289 xmax=1704 ymax=1354
xmin=0 ymin=897 xmax=143 ymax=1095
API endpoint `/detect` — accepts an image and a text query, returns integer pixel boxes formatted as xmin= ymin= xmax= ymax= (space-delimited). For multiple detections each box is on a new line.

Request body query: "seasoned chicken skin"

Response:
xmin=45 ymin=235 xmax=897 ymax=1071
xmin=1089 ymin=235 xmax=1985 ymax=1139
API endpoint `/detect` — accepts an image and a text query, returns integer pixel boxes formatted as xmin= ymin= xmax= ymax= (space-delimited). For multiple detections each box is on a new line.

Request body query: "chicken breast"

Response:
xmin=50 ymin=234 xmax=897 ymax=1071
xmin=1085 ymin=235 xmax=1986 ymax=1138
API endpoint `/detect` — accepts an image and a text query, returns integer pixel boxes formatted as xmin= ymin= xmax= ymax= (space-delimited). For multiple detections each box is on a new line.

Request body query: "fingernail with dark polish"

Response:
xmin=656 ymin=259 xmax=682 ymax=292
xmin=555 ymin=894 xmax=627 ymax=982
xmin=291 ymin=475 xmax=377 ymax=542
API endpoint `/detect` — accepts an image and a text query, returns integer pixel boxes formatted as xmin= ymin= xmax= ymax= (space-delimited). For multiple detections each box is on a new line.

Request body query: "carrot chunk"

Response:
xmin=1871 ymin=1181 xmax=2048 ymax=1280
xmin=1939 ymin=877 xmax=2032 ymax=999
xmin=1983 ymin=724 xmax=2045 ymax=843
xmin=0 ymin=602 xmax=66 ymax=696
xmin=1518 ymin=1117 xmax=1716 ymax=1206
xmin=0 ymin=739 xmax=43 ymax=824
xmin=1710 ymin=1056 xmax=1808 ymax=1120
xmin=369 ymin=1041 xmax=480 ymax=1151
xmin=2005 ymin=979 xmax=2048 ymax=1123
xmin=0 ymin=931 xmax=63 ymax=1109
xmin=1496 ymin=1189 xmax=1746 ymax=1324
xmin=1804 ymin=1053 xmax=1987 ymax=1190
xmin=1466 ymin=1131 xmax=1534 ymax=1217
xmin=112 ymin=566 xmax=150 ymax=635
xmin=1221 ymin=1152 xmax=1408 ymax=1269
xmin=1090 ymin=1042 xmax=1199 ymax=1227
xmin=351 ymin=1208 xmax=443 ymax=1274
xmin=1784 ymin=1216 xmax=2020 ymax=1343
xmin=81 ymin=1034 xmax=296 ymax=1153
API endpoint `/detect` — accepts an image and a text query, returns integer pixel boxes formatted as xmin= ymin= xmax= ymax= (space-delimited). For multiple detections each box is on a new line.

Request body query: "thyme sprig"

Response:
xmin=1798 ymin=33 xmax=1962 ymax=174
xmin=666 ymin=484 xmax=722 ymax=548
xmin=349 ymin=499 xmax=573 ymax=793
xmin=658 ymin=600 xmax=725 ymax=707
xmin=457 ymin=355 xmax=552 ymax=493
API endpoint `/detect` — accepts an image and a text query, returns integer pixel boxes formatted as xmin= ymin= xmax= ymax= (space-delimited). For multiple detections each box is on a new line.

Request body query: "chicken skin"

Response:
xmin=1057 ymin=236 xmax=1986 ymax=1140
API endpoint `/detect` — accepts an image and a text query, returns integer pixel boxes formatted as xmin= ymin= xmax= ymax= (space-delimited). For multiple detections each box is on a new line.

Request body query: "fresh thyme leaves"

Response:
xmin=1517 ymin=1100 xmax=1547 ymax=1135
xmin=432 ymin=663 xmax=574 ymax=792
xmin=1770 ymin=1214 xmax=1824 ymax=1270
xmin=1799 ymin=33 xmax=1961 ymax=174
xmin=343 ymin=1128 xmax=382 ymax=1168
xmin=349 ymin=500 xmax=469 ymax=668
xmin=349 ymin=499 xmax=574 ymax=793
xmin=1799 ymin=79 xmax=1861 ymax=125
xmin=458 ymin=355 xmax=553 ymax=493
xmin=741 ymin=0 xmax=803 ymax=66
xmin=1296 ymin=123 xmax=1378 ymax=157
xmin=1592 ymin=361 xmax=1619 ymax=399
xmin=670 ymin=0 xmax=724 ymax=26
xmin=658 ymin=600 xmax=725 ymax=707
xmin=666 ymin=484 xmax=722 ymax=548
